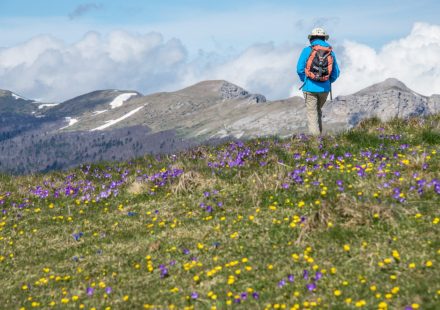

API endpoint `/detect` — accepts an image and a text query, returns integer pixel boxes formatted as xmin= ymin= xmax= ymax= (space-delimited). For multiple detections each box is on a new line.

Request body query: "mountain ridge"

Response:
xmin=353 ymin=78 xmax=420 ymax=96
xmin=0 ymin=78 xmax=439 ymax=174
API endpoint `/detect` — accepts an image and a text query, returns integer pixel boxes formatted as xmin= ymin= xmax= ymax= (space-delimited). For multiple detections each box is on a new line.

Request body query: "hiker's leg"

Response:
xmin=317 ymin=92 xmax=329 ymax=134
xmin=304 ymin=92 xmax=320 ymax=136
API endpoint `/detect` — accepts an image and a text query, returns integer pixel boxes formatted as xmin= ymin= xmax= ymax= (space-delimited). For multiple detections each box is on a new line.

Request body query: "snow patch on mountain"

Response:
xmin=93 ymin=110 xmax=108 ymax=115
xmin=38 ymin=103 xmax=60 ymax=109
xmin=90 ymin=106 xmax=144 ymax=131
xmin=109 ymin=93 xmax=138 ymax=109
xmin=11 ymin=93 xmax=26 ymax=100
xmin=60 ymin=117 xmax=79 ymax=130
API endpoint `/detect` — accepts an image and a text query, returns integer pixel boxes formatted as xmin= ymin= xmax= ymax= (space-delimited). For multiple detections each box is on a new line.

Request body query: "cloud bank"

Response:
xmin=0 ymin=22 xmax=439 ymax=102
xmin=337 ymin=22 xmax=440 ymax=96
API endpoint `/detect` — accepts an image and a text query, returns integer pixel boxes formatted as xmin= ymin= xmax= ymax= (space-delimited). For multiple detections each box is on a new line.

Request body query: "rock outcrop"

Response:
xmin=323 ymin=78 xmax=439 ymax=128
xmin=220 ymin=81 xmax=266 ymax=103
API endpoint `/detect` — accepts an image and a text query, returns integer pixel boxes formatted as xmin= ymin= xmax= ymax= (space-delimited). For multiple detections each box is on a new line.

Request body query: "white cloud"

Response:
xmin=182 ymin=42 xmax=303 ymax=100
xmin=0 ymin=22 xmax=439 ymax=102
xmin=0 ymin=31 xmax=188 ymax=101
xmin=337 ymin=22 xmax=440 ymax=96
xmin=0 ymin=35 xmax=63 ymax=69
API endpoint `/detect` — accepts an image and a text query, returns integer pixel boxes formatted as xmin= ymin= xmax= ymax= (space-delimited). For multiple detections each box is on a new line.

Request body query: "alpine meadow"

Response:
xmin=1 ymin=115 xmax=439 ymax=309
xmin=2 ymin=1 xmax=440 ymax=309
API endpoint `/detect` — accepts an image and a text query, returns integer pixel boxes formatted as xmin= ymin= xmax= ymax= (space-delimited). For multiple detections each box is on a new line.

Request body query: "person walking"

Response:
xmin=297 ymin=27 xmax=340 ymax=136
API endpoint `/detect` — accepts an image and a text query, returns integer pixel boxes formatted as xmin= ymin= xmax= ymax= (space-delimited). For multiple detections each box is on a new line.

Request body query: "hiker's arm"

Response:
xmin=330 ymin=52 xmax=340 ymax=83
xmin=296 ymin=48 xmax=309 ymax=82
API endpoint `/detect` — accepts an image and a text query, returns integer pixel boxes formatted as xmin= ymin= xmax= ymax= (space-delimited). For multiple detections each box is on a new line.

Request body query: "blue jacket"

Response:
xmin=296 ymin=39 xmax=340 ymax=93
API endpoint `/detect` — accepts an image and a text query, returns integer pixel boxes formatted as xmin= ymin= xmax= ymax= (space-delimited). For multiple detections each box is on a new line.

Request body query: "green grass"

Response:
xmin=0 ymin=115 xmax=439 ymax=309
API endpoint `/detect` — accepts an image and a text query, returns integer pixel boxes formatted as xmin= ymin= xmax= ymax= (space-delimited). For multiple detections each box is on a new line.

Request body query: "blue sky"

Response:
xmin=1 ymin=0 xmax=439 ymax=52
xmin=0 ymin=0 xmax=439 ymax=101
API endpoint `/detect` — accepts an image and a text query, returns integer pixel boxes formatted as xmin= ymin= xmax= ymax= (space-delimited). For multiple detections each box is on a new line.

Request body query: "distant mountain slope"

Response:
xmin=0 ymin=125 xmax=191 ymax=175
xmin=57 ymin=80 xmax=280 ymax=138
xmin=0 ymin=78 xmax=439 ymax=174
xmin=45 ymin=89 xmax=142 ymax=119
xmin=0 ymin=90 xmax=40 ymax=114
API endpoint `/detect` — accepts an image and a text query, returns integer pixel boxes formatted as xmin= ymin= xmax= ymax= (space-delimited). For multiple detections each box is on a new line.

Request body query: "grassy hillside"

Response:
xmin=1 ymin=115 xmax=439 ymax=309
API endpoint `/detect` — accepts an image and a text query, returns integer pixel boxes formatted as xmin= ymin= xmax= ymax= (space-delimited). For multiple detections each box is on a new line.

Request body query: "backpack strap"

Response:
xmin=305 ymin=48 xmax=318 ymax=80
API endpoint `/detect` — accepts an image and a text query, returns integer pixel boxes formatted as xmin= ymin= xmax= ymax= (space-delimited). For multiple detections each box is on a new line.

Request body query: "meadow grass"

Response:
xmin=0 ymin=115 xmax=439 ymax=309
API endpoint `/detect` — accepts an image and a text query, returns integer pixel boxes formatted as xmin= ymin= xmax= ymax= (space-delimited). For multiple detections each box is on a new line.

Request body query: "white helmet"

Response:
xmin=308 ymin=27 xmax=329 ymax=40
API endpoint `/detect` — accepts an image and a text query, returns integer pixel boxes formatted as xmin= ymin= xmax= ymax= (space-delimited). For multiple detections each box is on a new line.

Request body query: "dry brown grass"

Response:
xmin=127 ymin=180 xmax=150 ymax=195
xmin=171 ymin=170 xmax=213 ymax=194
xmin=296 ymin=195 xmax=397 ymax=245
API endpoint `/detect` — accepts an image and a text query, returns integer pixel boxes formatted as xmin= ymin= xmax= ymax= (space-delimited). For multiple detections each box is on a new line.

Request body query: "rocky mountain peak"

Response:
xmin=220 ymin=81 xmax=266 ymax=103
xmin=178 ymin=80 xmax=227 ymax=94
xmin=177 ymin=80 xmax=266 ymax=103
xmin=354 ymin=78 xmax=415 ymax=96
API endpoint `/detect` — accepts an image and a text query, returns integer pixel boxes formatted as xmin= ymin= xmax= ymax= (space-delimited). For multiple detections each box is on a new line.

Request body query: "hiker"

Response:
xmin=297 ymin=27 xmax=340 ymax=136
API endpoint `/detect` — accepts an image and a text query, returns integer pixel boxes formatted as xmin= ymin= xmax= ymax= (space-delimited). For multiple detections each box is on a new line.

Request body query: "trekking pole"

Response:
xmin=330 ymin=84 xmax=333 ymax=101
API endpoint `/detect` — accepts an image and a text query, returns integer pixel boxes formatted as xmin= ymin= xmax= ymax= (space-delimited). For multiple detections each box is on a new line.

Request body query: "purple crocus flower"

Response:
xmin=252 ymin=292 xmax=259 ymax=299
xmin=357 ymin=167 xmax=366 ymax=177
xmin=159 ymin=264 xmax=169 ymax=278
xmin=87 ymin=287 xmax=94 ymax=296
xmin=434 ymin=182 xmax=440 ymax=195
xmin=303 ymin=270 xmax=309 ymax=280
xmin=72 ymin=232 xmax=84 ymax=241
xmin=315 ymin=271 xmax=323 ymax=281
xmin=306 ymin=283 xmax=317 ymax=291
xmin=105 ymin=287 xmax=112 ymax=294
xmin=278 ymin=279 xmax=286 ymax=288
xmin=288 ymin=274 xmax=295 ymax=282
xmin=191 ymin=292 xmax=198 ymax=299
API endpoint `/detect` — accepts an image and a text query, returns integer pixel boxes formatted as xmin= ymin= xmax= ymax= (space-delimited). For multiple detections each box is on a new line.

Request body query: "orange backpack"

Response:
xmin=305 ymin=45 xmax=334 ymax=82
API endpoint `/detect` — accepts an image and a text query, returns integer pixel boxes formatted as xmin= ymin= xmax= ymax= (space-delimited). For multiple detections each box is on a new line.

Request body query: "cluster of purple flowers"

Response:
xmin=276 ymin=270 xmax=323 ymax=293
xmin=199 ymin=190 xmax=223 ymax=213
xmin=278 ymin=274 xmax=295 ymax=288
xmin=207 ymin=141 xmax=253 ymax=168
xmin=378 ymin=134 xmax=402 ymax=140
xmin=289 ymin=166 xmax=306 ymax=185
xmin=305 ymin=270 xmax=323 ymax=291
xmin=26 ymin=165 xmax=184 ymax=206
xmin=233 ymin=291 xmax=260 ymax=303
xmin=72 ymin=232 xmax=84 ymax=241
